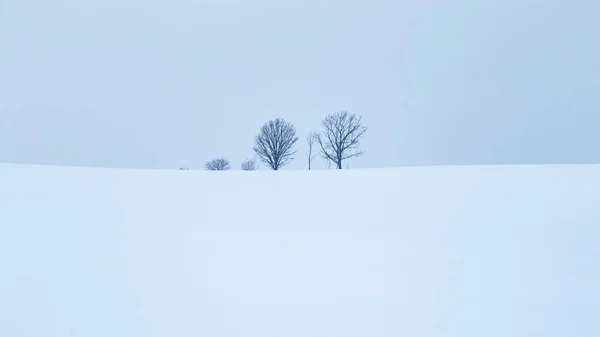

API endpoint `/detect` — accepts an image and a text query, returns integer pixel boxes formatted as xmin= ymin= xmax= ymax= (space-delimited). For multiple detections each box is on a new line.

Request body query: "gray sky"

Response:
xmin=1 ymin=0 xmax=598 ymax=170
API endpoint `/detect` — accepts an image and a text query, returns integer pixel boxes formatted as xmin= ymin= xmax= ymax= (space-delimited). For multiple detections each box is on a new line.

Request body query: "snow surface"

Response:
xmin=1 ymin=163 xmax=599 ymax=337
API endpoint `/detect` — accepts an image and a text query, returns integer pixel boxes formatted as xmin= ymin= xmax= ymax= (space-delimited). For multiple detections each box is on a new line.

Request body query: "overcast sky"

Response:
xmin=1 ymin=0 xmax=598 ymax=170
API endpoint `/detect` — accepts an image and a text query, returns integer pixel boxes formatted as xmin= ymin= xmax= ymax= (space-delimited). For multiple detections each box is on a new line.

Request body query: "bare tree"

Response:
xmin=241 ymin=158 xmax=258 ymax=171
xmin=253 ymin=118 xmax=298 ymax=170
xmin=205 ymin=158 xmax=231 ymax=171
xmin=316 ymin=111 xmax=367 ymax=169
xmin=306 ymin=131 xmax=317 ymax=170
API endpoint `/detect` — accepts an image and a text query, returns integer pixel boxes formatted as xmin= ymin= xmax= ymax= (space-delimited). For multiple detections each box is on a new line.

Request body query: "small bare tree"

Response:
xmin=241 ymin=158 xmax=258 ymax=171
xmin=205 ymin=158 xmax=231 ymax=171
xmin=316 ymin=111 xmax=367 ymax=169
xmin=253 ymin=118 xmax=298 ymax=170
xmin=306 ymin=131 xmax=317 ymax=170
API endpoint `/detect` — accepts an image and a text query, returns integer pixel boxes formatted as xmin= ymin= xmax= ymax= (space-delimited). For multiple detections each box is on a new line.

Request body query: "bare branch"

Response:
xmin=253 ymin=118 xmax=299 ymax=170
xmin=315 ymin=133 xmax=337 ymax=163
xmin=317 ymin=111 xmax=367 ymax=169
xmin=205 ymin=158 xmax=231 ymax=171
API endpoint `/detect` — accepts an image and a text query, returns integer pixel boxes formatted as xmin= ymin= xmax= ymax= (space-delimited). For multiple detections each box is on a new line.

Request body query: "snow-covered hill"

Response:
xmin=1 ymin=163 xmax=598 ymax=337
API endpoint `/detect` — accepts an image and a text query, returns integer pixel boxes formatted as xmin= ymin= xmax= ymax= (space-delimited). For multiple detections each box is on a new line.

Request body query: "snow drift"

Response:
xmin=0 ymin=163 xmax=599 ymax=337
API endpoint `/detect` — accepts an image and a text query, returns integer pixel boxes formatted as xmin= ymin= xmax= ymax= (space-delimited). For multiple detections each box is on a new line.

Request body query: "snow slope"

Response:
xmin=1 ymin=163 xmax=599 ymax=337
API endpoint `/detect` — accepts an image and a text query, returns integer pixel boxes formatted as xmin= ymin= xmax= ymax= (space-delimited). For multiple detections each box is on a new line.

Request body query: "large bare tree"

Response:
xmin=306 ymin=131 xmax=317 ymax=170
xmin=253 ymin=118 xmax=298 ymax=170
xmin=316 ymin=111 xmax=367 ymax=169
xmin=241 ymin=158 xmax=258 ymax=171
xmin=205 ymin=158 xmax=231 ymax=171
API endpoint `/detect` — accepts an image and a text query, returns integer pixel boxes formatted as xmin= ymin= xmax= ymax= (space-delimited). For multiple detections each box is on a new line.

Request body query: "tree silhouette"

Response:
xmin=306 ymin=131 xmax=317 ymax=170
xmin=241 ymin=158 xmax=258 ymax=171
xmin=205 ymin=158 xmax=231 ymax=171
xmin=253 ymin=118 xmax=298 ymax=170
xmin=316 ymin=111 xmax=367 ymax=169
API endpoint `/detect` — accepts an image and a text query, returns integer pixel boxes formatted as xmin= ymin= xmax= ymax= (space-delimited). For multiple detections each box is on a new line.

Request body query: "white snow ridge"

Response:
xmin=1 ymin=163 xmax=599 ymax=337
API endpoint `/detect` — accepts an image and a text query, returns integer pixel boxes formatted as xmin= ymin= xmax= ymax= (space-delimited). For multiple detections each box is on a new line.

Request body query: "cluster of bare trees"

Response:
xmin=204 ymin=157 xmax=257 ymax=171
xmin=198 ymin=110 xmax=367 ymax=171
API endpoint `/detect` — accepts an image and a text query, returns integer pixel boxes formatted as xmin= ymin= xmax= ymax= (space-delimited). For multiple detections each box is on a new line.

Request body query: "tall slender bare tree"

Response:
xmin=253 ymin=118 xmax=298 ymax=170
xmin=316 ymin=111 xmax=367 ymax=169
xmin=306 ymin=131 xmax=317 ymax=170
